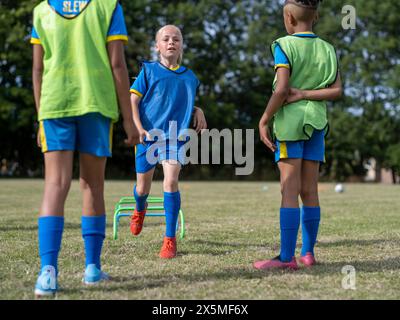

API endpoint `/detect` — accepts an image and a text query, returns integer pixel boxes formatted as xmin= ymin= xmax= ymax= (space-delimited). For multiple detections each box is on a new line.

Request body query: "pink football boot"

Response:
xmin=298 ymin=252 xmax=317 ymax=267
xmin=253 ymin=256 xmax=299 ymax=270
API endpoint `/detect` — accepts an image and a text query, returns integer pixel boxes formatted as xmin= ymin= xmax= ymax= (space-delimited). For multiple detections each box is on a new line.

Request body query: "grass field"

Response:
xmin=0 ymin=179 xmax=399 ymax=300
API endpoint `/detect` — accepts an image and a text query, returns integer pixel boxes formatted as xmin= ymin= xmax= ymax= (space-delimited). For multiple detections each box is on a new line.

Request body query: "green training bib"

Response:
xmin=271 ymin=35 xmax=338 ymax=141
xmin=33 ymin=0 xmax=119 ymax=121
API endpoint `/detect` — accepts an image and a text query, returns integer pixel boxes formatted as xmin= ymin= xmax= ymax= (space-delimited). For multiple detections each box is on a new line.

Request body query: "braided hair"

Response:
xmin=284 ymin=0 xmax=322 ymax=9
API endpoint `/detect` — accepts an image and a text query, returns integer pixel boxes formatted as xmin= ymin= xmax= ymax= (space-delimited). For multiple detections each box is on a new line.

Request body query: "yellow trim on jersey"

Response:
xmin=30 ymin=38 xmax=41 ymax=45
xmin=130 ymin=89 xmax=143 ymax=97
xmin=170 ymin=65 xmax=180 ymax=71
xmin=106 ymin=35 xmax=128 ymax=44
xmin=280 ymin=142 xmax=288 ymax=159
xmin=109 ymin=123 xmax=113 ymax=153
xmin=39 ymin=121 xmax=48 ymax=153
xmin=274 ymin=64 xmax=290 ymax=70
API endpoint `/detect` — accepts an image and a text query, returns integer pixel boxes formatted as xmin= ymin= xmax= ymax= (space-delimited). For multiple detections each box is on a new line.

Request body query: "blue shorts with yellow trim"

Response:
xmin=275 ymin=129 xmax=325 ymax=163
xmin=39 ymin=113 xmax=113 ymax=157
xmin=135 ymin=140 xmax=186 ymax=174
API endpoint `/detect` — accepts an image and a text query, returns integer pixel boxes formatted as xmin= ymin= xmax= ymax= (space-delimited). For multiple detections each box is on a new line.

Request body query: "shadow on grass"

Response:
xmin=57 ymin=255 xmax=400 ymax=295
xmin=317 ymin=238 xmax=400 ymax=247
xmin=263 ymin=238 xmax=400 ymax=251
xmin=0 ymin=222 xmax=82 ymax=232
xmin=114 ymin=238 xmax=400 ymax=258
xmin=312 ymin=256 xmax=400 ymax=274
xmin=177 ymin=239 xmax=266 ymax=256
xmin=60 ymin=266 xmax=271 ymax=294
xmin=192 ymin=239 xmax=266 ymax=248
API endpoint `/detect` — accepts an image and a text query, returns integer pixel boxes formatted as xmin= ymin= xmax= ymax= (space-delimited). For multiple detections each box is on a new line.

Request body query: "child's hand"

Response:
xmin=259 ymin=118 xmax=276 ymax=152
xmin=286 ymin=88 xmax=305 ymax=104
xmin=123 ymin=120 xmax=140 ymax=146
xmin=36 ymin=127 xmax=41 ymax=148
xmin=192 ymin=107 xmax=207 ymax=133
xmin=138 ymin=128 xmax=151 ymax=144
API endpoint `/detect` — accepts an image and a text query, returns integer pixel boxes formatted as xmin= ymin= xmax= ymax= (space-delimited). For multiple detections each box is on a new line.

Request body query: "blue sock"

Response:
xmin=301 ymin=206 xmax=321 ymax=256
xmin=280 ymin=208 xmax=300 ymax=262
xmin=133 ymin=185 xmax=148 ymax=211
xmin=38 ymin=216 xmax=64 ymax=273
xmin=164 ymin=191 xmax=180 ymax=238
xmin=81 ymin=215 xmax=106 ymax=269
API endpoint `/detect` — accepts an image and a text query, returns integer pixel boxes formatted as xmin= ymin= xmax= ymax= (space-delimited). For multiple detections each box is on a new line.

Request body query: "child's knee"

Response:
xmin=280 ymin=179 xmax=301 ymax=196
xmin=300 ymin=186 xmax=318 ymax=202
xmin=79 ymin=178 xmax=103 ymax=194
xmin=46 ymin=177 xmax=72 ymax=195
xmin=135 ymin=184 xmax=149 ymax=196
xmin=163 ymin=177 xmax=178 ymax=192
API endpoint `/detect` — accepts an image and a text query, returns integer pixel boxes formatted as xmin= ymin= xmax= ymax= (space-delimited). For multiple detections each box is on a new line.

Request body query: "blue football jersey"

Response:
xmin=131 ymin=61 xmax=200 ymax=139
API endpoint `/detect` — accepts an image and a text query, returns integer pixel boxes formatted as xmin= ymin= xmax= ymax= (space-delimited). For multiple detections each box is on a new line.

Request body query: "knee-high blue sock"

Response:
xmin=38 ymin=216 xmax=64 ymax=273
xmin=301 ymin=206 xmax=321 ymax=256
xmin=280 ymin=208 xmax=300 ymax=262
xmin=81 ymin=215 xmax=106 ymax=269
xmin=164 ymin=191 xmax=180 ymax=238
xmin=134 ymin=185 xmax=148 ymax=211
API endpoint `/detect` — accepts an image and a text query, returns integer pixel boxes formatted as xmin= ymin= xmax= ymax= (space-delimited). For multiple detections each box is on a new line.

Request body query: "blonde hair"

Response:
xmin=155 ymin=25 xmax=183 ymax=65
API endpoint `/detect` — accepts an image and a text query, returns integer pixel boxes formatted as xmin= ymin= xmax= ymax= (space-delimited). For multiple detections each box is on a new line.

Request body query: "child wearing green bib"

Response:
xmin=255 ymin=0 xmax=342 ymax=270
xmin=31 ymin=0 xmax=139 ymax=296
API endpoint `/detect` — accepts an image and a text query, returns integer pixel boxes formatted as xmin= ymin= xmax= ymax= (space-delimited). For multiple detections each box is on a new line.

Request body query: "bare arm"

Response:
xmin=258 ymin=68 xmax=290 ymax=151
xmin=130 ymin=93 xmax=143 ymax=130
xmin=32 ymin=44 xmax=44 ymax=147
xmin=130 ymin=93 xmax=149 ymax=144
xmin=260 ymin=68 xmax=290 ymax=122
xmin=107 ymin=40 xmax=139 ymax=145
xmin=32 ymin=44 xmax=44 ymax=114
xmin=286 ymin=73 xmax=343 ymax=103
xmin=192 ymin=106 xmax=207 ymax=133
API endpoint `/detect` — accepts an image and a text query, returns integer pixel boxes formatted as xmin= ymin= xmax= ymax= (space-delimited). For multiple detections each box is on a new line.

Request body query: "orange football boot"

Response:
xmin=130 ymin=203 xmax=147 ymax=236
xmin=159 ymin=236 xmax=177 ymax=259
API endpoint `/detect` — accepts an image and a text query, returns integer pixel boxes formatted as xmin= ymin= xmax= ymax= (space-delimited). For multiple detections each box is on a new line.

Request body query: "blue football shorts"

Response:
xmin=135 ymin=139 xmax=187 ymax=173
xmin=39 ymin=112 xmax=113 ymax=157
xmin=275 ymin=129 xmax=325 ymax=163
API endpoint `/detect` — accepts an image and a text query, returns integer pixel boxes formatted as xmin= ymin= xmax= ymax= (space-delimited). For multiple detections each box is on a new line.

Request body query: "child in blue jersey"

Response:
xmin=255 ymin=0 xmax=342 ymax=270
xmin=31 ymin=0 xmax=138 ymax=297
xmin=129 ymin=25 xmax=207 ymax=259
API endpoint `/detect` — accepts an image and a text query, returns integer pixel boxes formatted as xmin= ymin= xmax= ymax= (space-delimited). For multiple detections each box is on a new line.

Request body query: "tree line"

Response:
xmin=0 ymin=0 xmax=399 ymax=182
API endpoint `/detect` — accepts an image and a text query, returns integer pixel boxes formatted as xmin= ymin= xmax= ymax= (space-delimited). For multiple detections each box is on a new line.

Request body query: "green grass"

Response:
xmin=1 ymin=179 xmax=400 ymax=300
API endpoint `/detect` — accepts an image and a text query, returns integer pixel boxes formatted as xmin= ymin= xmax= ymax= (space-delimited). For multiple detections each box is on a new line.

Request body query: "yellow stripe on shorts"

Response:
xmin=109 ymin=123 xmax=114 ymax=153
xmin=39 ymin=121 xmax=48 ymax=153
xmin=280 ymin=142 xmax=288 ymax=159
